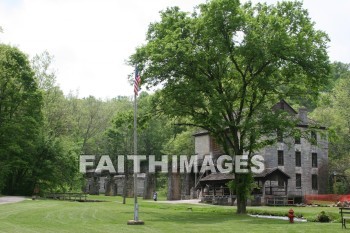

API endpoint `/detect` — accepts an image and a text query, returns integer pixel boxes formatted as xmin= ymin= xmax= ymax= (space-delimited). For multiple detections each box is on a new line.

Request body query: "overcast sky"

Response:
xmin=1 ymin=0 xmax=349 ymax=99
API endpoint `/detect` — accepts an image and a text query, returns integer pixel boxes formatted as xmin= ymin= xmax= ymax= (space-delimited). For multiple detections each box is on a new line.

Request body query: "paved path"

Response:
xmin=0 ymin=196 xmax=27 ymax=205
xmin=150 ymin=199 xmax=204 ymax=205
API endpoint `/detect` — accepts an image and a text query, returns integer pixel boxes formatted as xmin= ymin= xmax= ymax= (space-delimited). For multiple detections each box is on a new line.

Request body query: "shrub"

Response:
xmin=317 ymin=211 xmax=330 ymax=222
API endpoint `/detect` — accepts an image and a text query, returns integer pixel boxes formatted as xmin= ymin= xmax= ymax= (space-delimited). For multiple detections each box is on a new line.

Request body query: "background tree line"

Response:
xmin=311 ymin=62 xmax=350 ymax=194
xmin=0 ymin=44 xmax=194 ymax=196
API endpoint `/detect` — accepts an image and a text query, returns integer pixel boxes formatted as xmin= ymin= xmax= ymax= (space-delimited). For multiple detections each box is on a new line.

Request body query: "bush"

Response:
xmin=317 ymin=211 xmax=330 ymax=222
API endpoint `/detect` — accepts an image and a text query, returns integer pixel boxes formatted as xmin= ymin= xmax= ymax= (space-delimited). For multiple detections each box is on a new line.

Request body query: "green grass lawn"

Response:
xmin=0 ymin=196 xmax=347 ymax=233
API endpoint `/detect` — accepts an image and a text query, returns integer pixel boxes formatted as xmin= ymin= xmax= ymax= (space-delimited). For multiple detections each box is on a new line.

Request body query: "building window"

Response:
xmin=277 ymin=130 xmax=283 ymax=142
xmin=312 ymin=174 xmax=318 ymax=190
xmin=312 ymin=153 xmax=318 ymax=168
xmin=296 ymin=174 xmax=302 ymax=188
xmin=295 ymin=151 xmax=301 ymax=167
xmin=311 ymin=131 xmax=317 ymax=145
xmin=278 ymin=150 xmax=284 ymax=166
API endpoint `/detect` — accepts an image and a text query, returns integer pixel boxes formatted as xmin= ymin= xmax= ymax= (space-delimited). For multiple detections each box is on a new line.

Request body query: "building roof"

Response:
xmin=254 ymin=168 xmax=290 ymax=179
xmin=199 ymin=173 xmax=235 ymax=182
xmin=272 ymin=99 xmax=298 ymax=115
xmin=198 ymin=169 xmax=291 ymax=188
xmin=193 ymin=130 xmax=209 ymax=137
xmin=199 ymin=168 xmax=290 ymax=184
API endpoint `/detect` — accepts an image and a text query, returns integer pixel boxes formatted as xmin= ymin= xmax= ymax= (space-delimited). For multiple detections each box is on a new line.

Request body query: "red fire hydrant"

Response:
xmin=288 ymin=208 xmax=295 ymax=223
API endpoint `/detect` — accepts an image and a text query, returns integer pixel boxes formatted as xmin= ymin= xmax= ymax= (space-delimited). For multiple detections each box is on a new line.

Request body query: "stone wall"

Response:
xmin=114 ymin=174 xmax=145 ymax=197
xmin=85 ymin=173 xmax=146 ymax=197
xmin=195 ymin=134 xmax=210 ymax=161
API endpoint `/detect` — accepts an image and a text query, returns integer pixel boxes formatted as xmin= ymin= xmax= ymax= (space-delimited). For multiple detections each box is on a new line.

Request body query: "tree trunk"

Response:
xmin=122 ymin=174 xmax=127 ymax=204
xmin=123 ymin=159 xmax=128 ymax=204
xmin=167 ymin=170 xmax=173 ymax=200
xmin=143 ymin=171 xmax=156 ymax=199
xmin=167 ymin=172 xmax=181 ymax=200
xmin=167 ymin=162 xmax=181 ymax=200
xmin=236 ymin=193 xmax=247 ymax=214
xmin=105 ymin=176 xmax=111 ymax=196
xmin=235 ymin=173 xmax=248 ymax=214
xmin=173 ymin=173 xmax=181 ymax=200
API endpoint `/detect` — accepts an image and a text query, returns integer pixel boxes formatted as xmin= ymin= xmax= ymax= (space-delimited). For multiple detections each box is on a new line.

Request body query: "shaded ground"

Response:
xmin=0 ymin=196 xmax=27 ymax=205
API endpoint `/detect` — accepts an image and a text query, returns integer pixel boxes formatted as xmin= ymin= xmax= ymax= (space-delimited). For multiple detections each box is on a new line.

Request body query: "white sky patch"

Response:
xmin=232 ymin=31 xmax=245 ymax=45
xmin=0 ymin=0 xmax=349 ymax=99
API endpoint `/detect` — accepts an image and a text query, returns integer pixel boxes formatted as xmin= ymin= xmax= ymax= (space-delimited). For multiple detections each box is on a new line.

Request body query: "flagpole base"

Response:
xmin=127 ymin=220 xmax=145 ymax=225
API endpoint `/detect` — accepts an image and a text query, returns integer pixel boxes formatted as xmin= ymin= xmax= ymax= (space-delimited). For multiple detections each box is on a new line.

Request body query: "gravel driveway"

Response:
xmin=0 ymin=196 xmax=27 ymax=205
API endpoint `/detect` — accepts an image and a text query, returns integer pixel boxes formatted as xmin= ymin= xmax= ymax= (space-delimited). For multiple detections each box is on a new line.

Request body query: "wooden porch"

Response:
xmin=254 ymin=168 xmax=292 ymax=206
xmin=199 ymin=173 xmax=236 ymax=205
xmin=198 ymin=168 xmax=295 ymax=206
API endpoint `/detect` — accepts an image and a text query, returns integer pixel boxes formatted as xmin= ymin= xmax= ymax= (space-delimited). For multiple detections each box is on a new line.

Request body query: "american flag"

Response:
xmin=134 ymin=67 xmax=141 ymax=96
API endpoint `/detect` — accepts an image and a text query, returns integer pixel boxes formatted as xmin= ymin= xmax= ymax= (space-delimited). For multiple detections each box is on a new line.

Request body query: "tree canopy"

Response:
xmin=311 ymin=62 xmax=350 ymax=194
xmin=130 ymin=0 xmax=330 ymax=213
xmin=0 ymin=44 xmax=43 ymax=194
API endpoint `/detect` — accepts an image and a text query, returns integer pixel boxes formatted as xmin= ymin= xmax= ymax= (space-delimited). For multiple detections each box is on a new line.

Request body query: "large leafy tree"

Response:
xmin=0 ymin=44 xmax=43 ymax=194
xmin=31 ymin=51 xmax=82 ymax=193
xmin=130 ymin=0 xmax=330 ymax=213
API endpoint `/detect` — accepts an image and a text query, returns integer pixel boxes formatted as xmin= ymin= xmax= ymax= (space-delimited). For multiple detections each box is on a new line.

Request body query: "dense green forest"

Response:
xmin=311 ymin=62 xmax=350 ymax=194
xmin=0 ymin=45 xmax=193 ymax=195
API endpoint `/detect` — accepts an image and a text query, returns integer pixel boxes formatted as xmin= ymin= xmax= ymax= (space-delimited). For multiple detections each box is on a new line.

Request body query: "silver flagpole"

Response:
xmin=133 ymin=85 xmax=138 ymax=222
xmin=128 ymin=66 xmax=144 ymax=225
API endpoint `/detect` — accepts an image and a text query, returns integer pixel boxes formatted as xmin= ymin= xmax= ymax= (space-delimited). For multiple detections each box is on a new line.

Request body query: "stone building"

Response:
xmin=191 ymin=100 xmax=328 ymax=205
xmin=84 ymin=171 xmax=146 ymax=197
xmin=83 ymin=160 xmax=155 ymax=198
